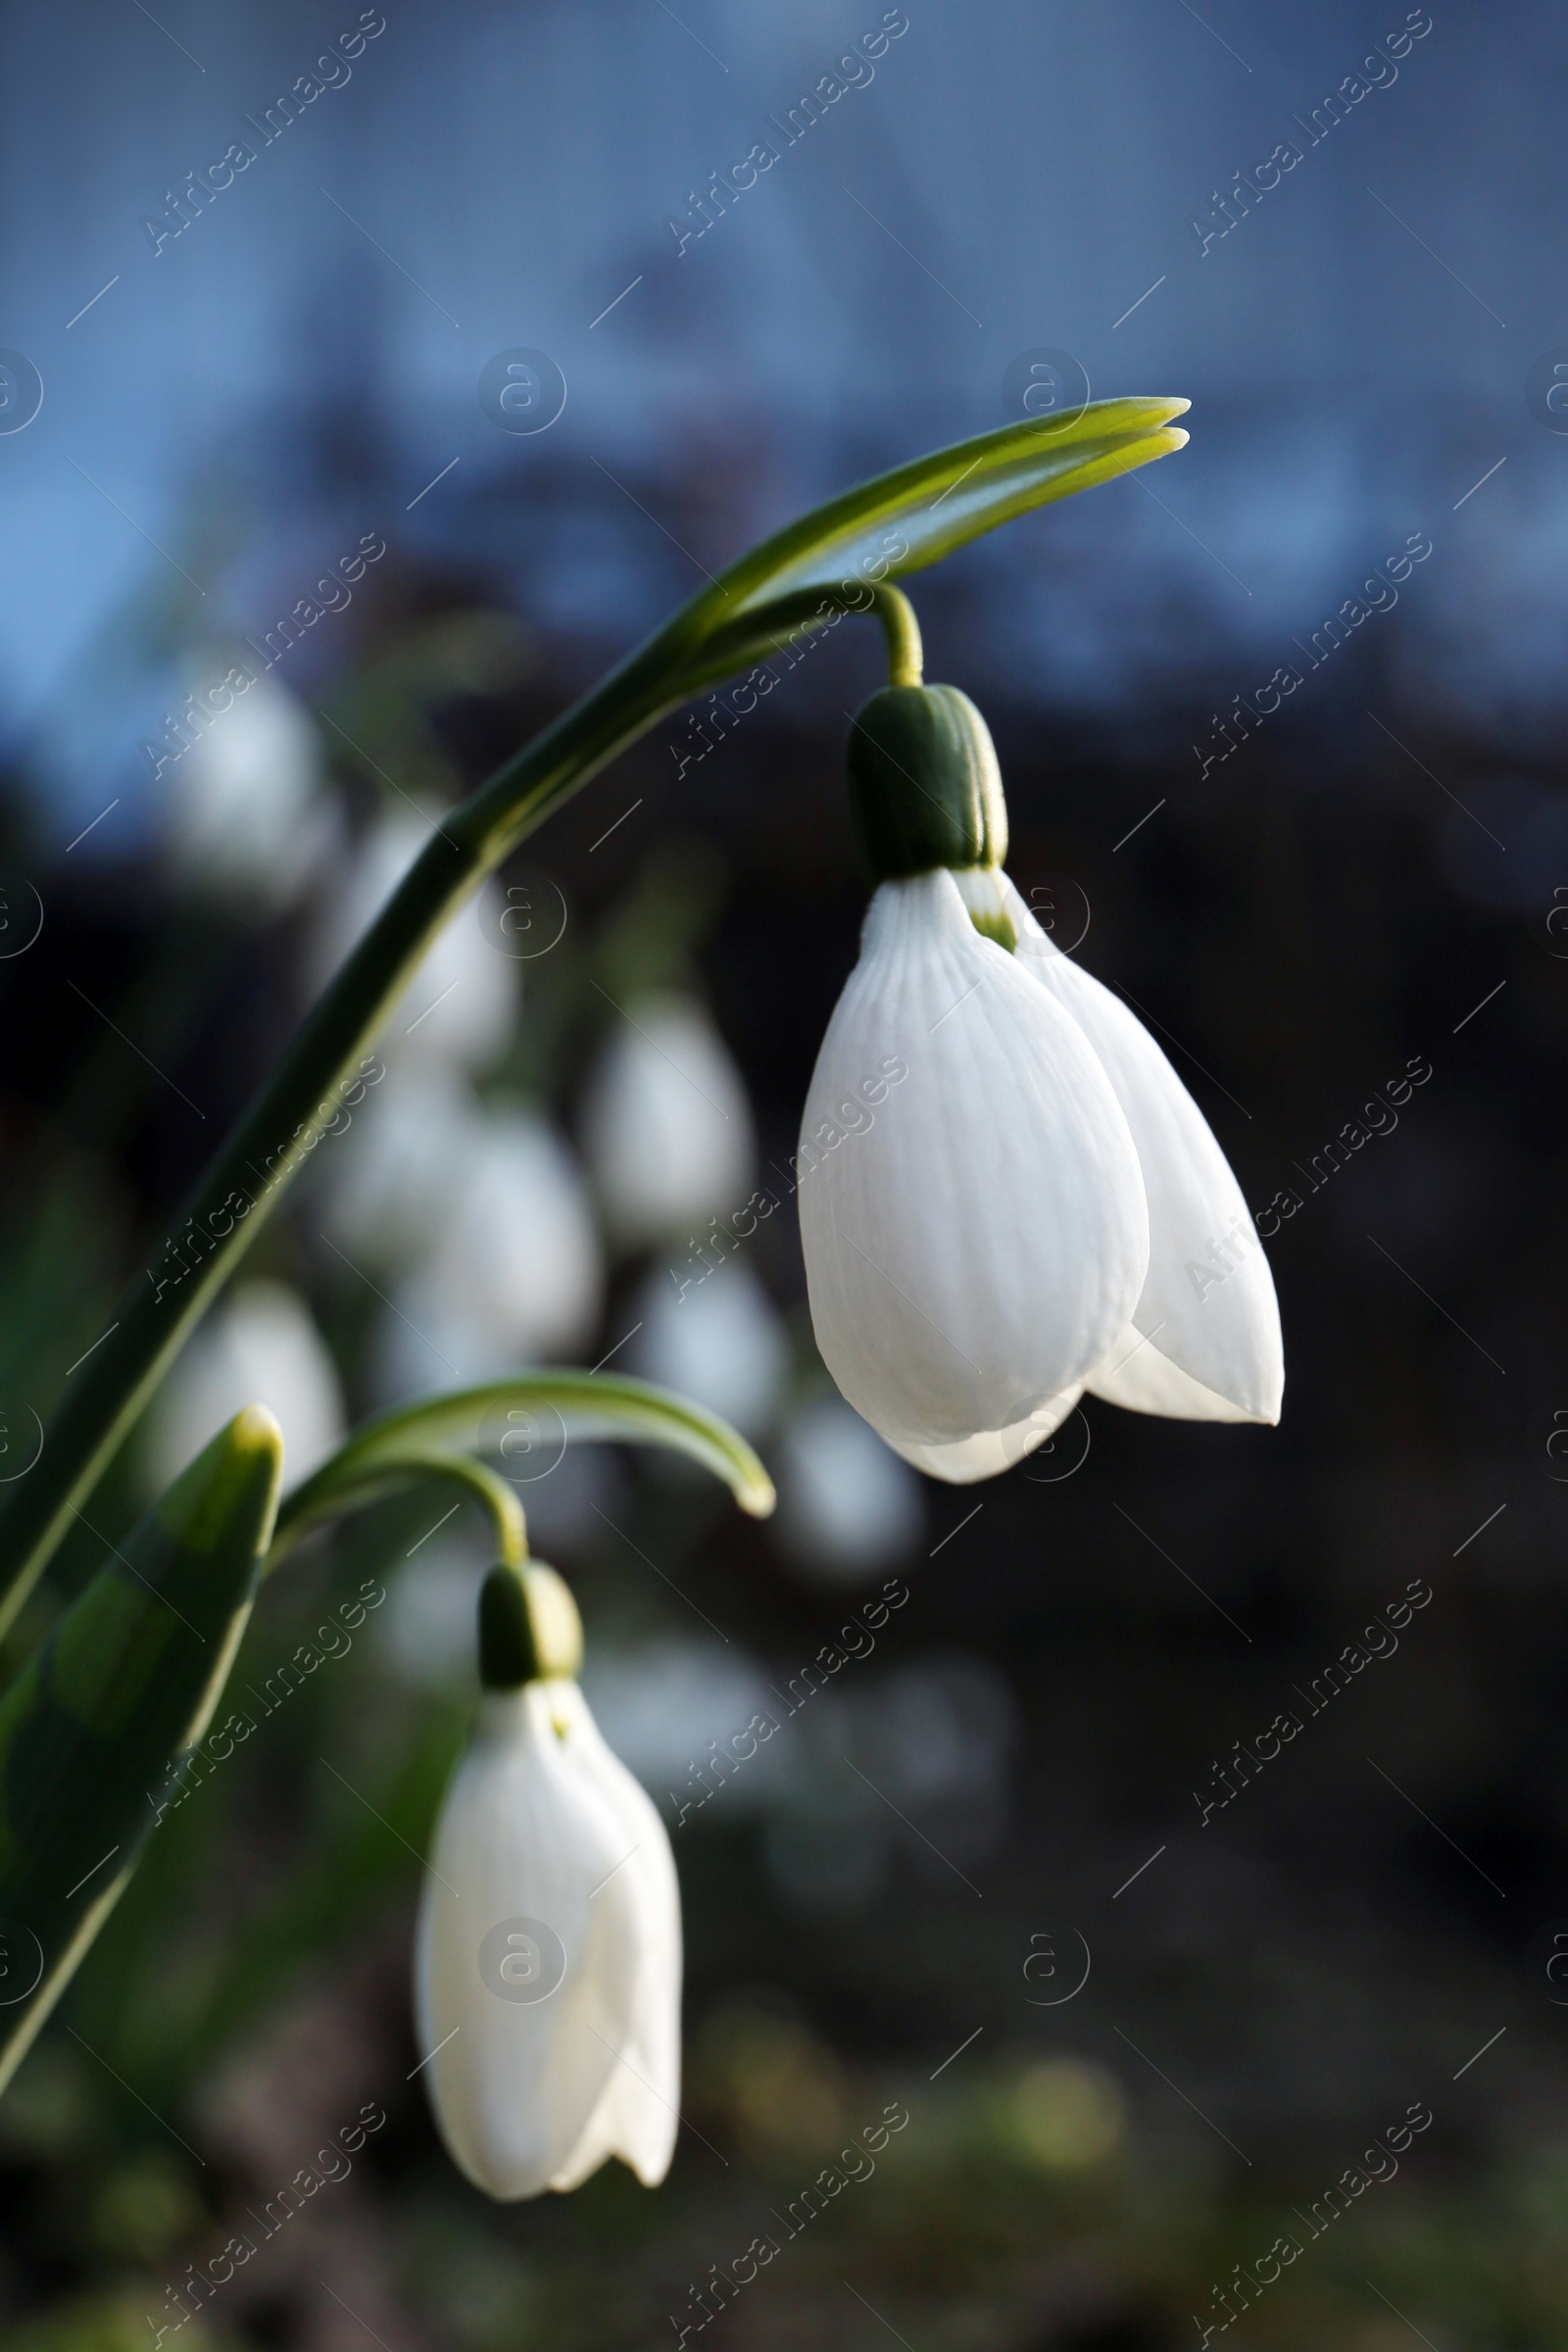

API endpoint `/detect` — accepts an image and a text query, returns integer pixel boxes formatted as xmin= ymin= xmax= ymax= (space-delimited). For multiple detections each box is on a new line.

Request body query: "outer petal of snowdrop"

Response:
xmin=996 ymin=874 xmax=1282 ymax=1424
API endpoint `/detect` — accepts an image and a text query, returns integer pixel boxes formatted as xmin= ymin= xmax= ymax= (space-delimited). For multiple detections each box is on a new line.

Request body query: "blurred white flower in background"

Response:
xmin=373 ymin=1103 xmax=603 ymax=1401
xmin=319 ymin=1058 xmax=487 ymax=1269
xmin=629 ymin=1254 xmax=786 ymax=1442
xmin=159 ymin=663 xmax=339 ymax=913
xmin=772 ymin=1393 xmax=922 ymax=1580
xmin=581 ymin=993 xmax=754 ymax=1249
xmin=140 ymin=1276 xmax=344 ymax=1495
xmin=310 ymin=811 xmax=516 ymax=1071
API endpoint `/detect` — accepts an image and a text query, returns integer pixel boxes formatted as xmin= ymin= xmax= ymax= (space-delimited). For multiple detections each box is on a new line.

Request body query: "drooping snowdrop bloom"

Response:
xmin=416 ymin=1561 xmax=681 ymax=2199
xmin=580 ymin=993 xmax=755 ymax=1249
xmin=799 ymin=685 xmax=1282 ymax=1483
xmin=141 ymin=1277 xmax=344 ymax=1495
xmin=310 ymin=811 xmax=517 ymax=1072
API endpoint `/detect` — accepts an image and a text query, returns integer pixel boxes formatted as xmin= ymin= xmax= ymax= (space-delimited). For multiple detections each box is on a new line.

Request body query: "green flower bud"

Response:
xmin=478 ymin=1560 xmax=583 ymax=1689
xmin=846 ymin=684 xmax=1009 ymax=891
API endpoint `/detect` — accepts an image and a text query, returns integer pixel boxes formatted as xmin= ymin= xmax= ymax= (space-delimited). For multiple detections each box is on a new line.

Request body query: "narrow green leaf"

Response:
xmin=667 ymin=397 xmax=1190 ymax=687
xmin=0 ymin=1406 xmax=282 ymax=2094
xmin=270 ymin=1371 xmax=774 ymax=1571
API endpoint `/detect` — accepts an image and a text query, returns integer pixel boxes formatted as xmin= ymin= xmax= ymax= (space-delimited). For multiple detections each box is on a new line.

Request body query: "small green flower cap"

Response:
xmin=478 ymin=1560 xmax=583 ymax=1689
xmin=846 ymin=684 xmax=1008 ymax=888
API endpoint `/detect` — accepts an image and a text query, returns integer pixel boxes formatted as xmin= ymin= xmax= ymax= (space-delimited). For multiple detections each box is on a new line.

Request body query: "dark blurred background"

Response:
xmin=0 ymin=2 xmax=1565 ymax=2346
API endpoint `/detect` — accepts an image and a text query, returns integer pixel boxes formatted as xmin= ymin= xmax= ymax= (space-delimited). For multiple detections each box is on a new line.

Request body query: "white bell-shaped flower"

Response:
xmin=416 ymin=1564 xmax=681 ymax=2200
xmin=799 ymin=865 xmax=1149 ymax=1467
xmin=580 ymin=993 xmax=755 ymax=1249
xmin=310 ymin=811 xmax=517 ymax=1072
xmin=798 ymin=681 xmax=1282 ymax=1483
xmin=141 ymin=1277 xmax=344 ymax=1494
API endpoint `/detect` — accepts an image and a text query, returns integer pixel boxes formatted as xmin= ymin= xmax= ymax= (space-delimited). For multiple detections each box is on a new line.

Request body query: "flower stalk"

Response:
xmin=0 ymin=397 xmax=1190 ymax=1631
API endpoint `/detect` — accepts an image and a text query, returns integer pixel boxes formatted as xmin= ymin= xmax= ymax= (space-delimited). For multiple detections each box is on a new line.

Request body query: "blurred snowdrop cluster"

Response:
xmin=140 ymin=1276 xmax=344 ymax=1496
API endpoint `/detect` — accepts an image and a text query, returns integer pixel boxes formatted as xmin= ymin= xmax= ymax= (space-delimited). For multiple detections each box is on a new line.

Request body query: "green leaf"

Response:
xmin=0 ymin=1406 xmax=282 ymax=2094
xmin=269 ymin=1371 xmax=775 ymax=1570
xmin=667 ymin=396 xmax=1190 ymax=688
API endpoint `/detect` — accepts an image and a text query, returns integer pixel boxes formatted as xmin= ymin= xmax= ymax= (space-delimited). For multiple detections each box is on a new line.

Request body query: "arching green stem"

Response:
xmin=267 ymin=1450 xmax=527 ymax=1576
xmin=0 ymin=397 xmax=1189 ymax=1630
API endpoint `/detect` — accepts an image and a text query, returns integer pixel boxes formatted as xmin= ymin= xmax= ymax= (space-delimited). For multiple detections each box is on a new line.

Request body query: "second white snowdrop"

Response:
xmin=416 ymin=1560 xmax=682 ymax=2200
xmin=799 ymin=683 xmax=1283 ymax=1483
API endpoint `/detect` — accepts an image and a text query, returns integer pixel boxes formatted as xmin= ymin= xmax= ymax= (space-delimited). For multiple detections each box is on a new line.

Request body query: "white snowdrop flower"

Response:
xmin=141 ymin=1277 xmax=344 ymax=1496
xmin=798 ymin=684 xmax=1282 ymax=1482
xmin=630 ymin=1253 xmax=787 ymax=1442
xmin=416 ymin=1563 xmax=681 ymax=2200
xmin=310 ymin=812 xmax=516 ymax=1072
xmin=161 ymin=663 xmax=337 ymax=912
xmin=773 ymin=1394 xmax=921 ymax=1579
xmin=580 ymin=993 xmax=755 ymax=1249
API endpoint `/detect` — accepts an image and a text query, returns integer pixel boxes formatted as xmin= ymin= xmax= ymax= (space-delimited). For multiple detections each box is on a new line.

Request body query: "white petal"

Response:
xmin=885 ymin=1388 xmax=1084 ymax=1482
xmin=548 ymin=1694 xmax=681 ymax=2188
xmin=415 ymin=1681 xmax=680 ymax=2200
xmin=998 ymin=874 xmax=1283 ymax=1425
xmin=799 ymin=870 xmax=1148 ymax=1452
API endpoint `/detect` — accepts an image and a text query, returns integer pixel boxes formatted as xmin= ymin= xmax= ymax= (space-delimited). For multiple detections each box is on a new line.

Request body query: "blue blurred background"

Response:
xmin=1 ymin=5 xmax=1567 ymax=2349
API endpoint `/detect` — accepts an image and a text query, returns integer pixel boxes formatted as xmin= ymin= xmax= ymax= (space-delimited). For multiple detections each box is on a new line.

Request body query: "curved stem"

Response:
xmin=870 ymin=583 xmax=924 ymax=687
xmin=266 ymin=1451 xmax=526 ymax=1577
